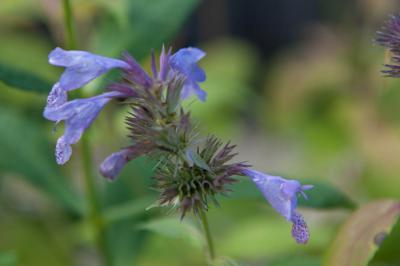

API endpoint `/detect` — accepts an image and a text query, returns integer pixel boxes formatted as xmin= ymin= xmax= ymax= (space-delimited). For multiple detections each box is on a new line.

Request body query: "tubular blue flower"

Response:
xmin=44 ymin=91 xmax=122 ymax=164
xmin=48 ymin=47 xmax=130 ymax=91
xmin=100 ymin=148 xmax=132 ymax=181
xmin=243 ymin=169 xmax=313 ymax=244
xmin=100 ymin=142 xmax=156 ymax=181
xmin=169 ymin=47 xmax=207 ymax=101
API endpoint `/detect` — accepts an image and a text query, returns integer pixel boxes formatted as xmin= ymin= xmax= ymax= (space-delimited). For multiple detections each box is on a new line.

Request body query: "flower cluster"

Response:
xmin=376 ymin=15 xmax=400 ymax=77
xmin=44 ymin=46 xmax=313 ymax=243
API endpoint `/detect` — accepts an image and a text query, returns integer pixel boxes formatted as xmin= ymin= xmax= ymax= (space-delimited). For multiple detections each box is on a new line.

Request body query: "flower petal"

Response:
xmin=243 ymin=169 xmax=313 ymax=244
xmin=181 ymin=80 xmax=207 ymax=101
xmin=244 ymin=169 xmax=297 ymax=220
xmin=45 ymin=91 xmax=120 ymax=164
xmin=291 ymin=213 xmax=310 ymax=244
xmin=99 ymin=149 xmax=132 ymax=181
xmin=170 ymin=47 xmax=206 ymax=100
xmin=46 ymin=83 xmax=67 ymax=108
xmin=49 ymin=47 xmax=130 ymax=91
xmin=55 ymin=137 xmax=72 ymax=165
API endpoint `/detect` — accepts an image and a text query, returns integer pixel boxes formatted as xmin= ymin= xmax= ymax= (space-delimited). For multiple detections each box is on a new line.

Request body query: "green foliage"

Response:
xmin=0 ymin=251 xmax=17 ymax=266
xmin=325 ymin=200 xmax=400 ymax=266
xmin=94 ymin=0 xmax=199 ymax=59
xmin=370 ymin=218 xmax=400 ymax=265
xmin=137 ymin=217 xmax=204 ymax=248
xmin=104 ymin=196 xmax=154 ymax=224
xmin=269 ymin=256 xmax=320 ymax=266
xmin=297 ymin=180 xmax=355 ymax=209
xmin=0 ymin=107 xmax=82 ymax=214
xmin=0 ymin=64 xmax=52 ymax=94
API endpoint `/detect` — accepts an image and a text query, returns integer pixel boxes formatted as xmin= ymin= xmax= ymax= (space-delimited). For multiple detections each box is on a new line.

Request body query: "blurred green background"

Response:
xmin=0 ymin=0 xmax=399 ymax=265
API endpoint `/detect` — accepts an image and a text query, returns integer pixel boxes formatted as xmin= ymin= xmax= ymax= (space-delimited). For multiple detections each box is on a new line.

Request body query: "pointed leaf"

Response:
xmin=325 ymin=199 xmax=400 ymax=266
xmin=0 ymin=63 xmax=52 ymax=94
xmin=0 ymin=107 xmax=82 ymax=214
xmin=136 ymin=217 xmax=204 ymax=248
xmin=369 ymin=218 xmax=400 ymax=265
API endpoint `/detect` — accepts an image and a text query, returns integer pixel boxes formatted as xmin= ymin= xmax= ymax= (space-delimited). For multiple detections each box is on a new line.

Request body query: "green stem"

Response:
xmin=62 ymin=0 xmax=77 ymax=49
xmin=199 ymin=209 xmax=216 ymax=262
xmin=61 ymin=1 xmax=111 ymax=265
xmin=80 ymin=136 xmax=112 ymax=266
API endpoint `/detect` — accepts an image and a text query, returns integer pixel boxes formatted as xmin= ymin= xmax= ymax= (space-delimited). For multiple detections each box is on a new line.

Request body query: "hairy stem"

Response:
xmin=199 ymin=208 xmax=216 ymax=262
xmin=62 ymin=1 xmax=111 ymax=265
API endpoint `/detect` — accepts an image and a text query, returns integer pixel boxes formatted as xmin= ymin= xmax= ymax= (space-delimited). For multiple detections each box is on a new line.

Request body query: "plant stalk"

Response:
xmin=199 ymin=208 xmax=216 ymax=262
xmin=80 ymin=136 xmax=112 ymax=266
xmin=62 ymin=0 xmax=77 ymax=50
xmin=62 ymin=1 xmax=111 ymax=265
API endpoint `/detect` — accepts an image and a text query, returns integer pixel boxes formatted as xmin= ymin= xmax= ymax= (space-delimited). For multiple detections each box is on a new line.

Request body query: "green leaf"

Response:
xmin=269 ymin=256 xmax=320 ymax=266
xmin=104 ymin=196 xmax=154 ymax=224
xmin=212 ymin=257 xmax=243 ymax=266
xmin=324 ymin=199 xmax=400 ymax=266
xmin=136 ymin=217 xmax=204 ymax=248
xmin=297 ymin=180 xmax=356 ymax=209
xmin=370 ymin=218 xmax=400 ymax=265
xmin=0 ymin=107 xmax=82 ymax=214
xmin=126 ymin=0 xmax=200 ymax=58
xmin=185 ymin=149 xmax=211 ymax=171
xmin=0 ymin=63 xmax=52 ymax=94
xmin=93 ymin=0 xmax=200 ymax=60
xmin=0 ymin=251 xmax=17 ymax=266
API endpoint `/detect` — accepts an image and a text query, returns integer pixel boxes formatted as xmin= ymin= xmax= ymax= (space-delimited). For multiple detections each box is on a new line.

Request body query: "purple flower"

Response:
xmin=100 ymin=142 xmax=156 ymax=180
xmin=243 ymin=169 xmax=313 ymax=244
xmin=47 ymin=83 xmax=67 ymax=108
xmin=375 ymin=15 xmax=400 ymax=77
xmin=44 ymin=91 xmax=122 ymax=164
xmin=49 ymin=47 xmax=130 ymax=92
xmin=170 ymin=47 xmax=207 ymax=101
xmin=121 ymin=52 xmax=153 ymax=88
xmin=100 ymin=148 xmax=132 ymax=181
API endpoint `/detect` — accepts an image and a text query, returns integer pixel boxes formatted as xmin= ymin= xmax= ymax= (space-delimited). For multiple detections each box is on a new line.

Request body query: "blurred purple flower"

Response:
xmin=243 ymin=169 xmax=313 ymax=244
xmin=170 ymin=47 xmax=207 ymax=101
xmin=100 ymin=142 xmax=156 ymax=181
xmin=49 ymin=47 xmax=130 ymax=92
xmin=376 ymin=15 xmax=400 ymax=77
xmin=44 ymin=91 xmax=122 ymax=164
xmin=100 ymin=149 xmax=132 ymax=181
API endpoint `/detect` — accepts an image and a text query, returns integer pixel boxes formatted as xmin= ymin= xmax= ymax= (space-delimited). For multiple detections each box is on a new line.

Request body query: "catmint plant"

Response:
xmin=44 ymin=45 xmax=313 ymax=261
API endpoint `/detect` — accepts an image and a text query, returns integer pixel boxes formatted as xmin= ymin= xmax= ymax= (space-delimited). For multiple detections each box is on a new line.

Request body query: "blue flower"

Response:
xmin=47 ymin=83 xmax=67 ymax=108
xmin=100 ymin=148 xmax=132 ymax=181
xmin=48 ymin=47 xmax=130 ymax=92
xmin=170 ymin=47 xmax=207 ymax=101
xmin=243 ymin=169 xmax=313 ymax=244
xmin=44 ymin=91 xmax=122 ymax=164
